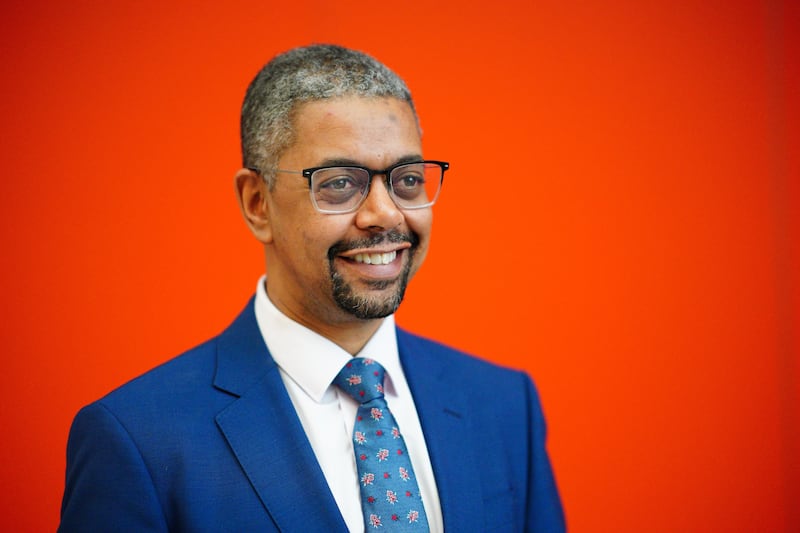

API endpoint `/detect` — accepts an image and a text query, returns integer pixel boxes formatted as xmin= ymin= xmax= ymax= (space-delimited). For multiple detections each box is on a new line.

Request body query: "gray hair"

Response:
xmin=241 ymin=44 xmax=416 ymax=187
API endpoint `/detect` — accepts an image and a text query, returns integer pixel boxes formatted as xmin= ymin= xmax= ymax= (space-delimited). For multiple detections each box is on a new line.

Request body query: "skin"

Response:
xmin=235 ymin=96 xmax=432 ymax=354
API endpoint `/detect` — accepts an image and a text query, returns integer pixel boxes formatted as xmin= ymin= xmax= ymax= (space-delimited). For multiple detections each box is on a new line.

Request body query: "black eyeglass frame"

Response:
xmin=249 ymin=160 xmax=449 ymax=214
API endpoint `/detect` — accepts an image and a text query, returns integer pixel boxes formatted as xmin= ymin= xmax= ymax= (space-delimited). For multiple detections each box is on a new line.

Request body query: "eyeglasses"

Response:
xmin=251 ymin=160 xmax=449 ymax=214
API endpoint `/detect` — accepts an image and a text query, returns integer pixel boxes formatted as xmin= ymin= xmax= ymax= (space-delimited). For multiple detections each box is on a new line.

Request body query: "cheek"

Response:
xmin=407 ymin=210 xmax=433 ymax=266
xmin=297 ymin=229 xmax=329 ymax=267
xmin=407 ymin=210 xmax=433 ymax=241
xmin=298 ymin=218 xmax=353 ymax=261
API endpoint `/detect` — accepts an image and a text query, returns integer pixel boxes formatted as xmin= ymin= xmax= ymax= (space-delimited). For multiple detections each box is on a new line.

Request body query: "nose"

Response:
xmin=354 ymin=177 xmax=404 ymax=231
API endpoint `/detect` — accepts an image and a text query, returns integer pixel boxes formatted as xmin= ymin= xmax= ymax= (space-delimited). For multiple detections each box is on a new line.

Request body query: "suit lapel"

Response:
xmin=213 ymin=300 xmax=347 ymax=532
xmin=398 ymin=330 xmax=484 ymax=530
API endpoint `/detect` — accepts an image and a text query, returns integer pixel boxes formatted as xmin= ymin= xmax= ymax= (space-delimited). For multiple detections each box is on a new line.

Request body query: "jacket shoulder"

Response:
xmin=98 ymin=336 xmax=220 ymax=412
xmin=396 ymin=327 xmax=530 ymax=385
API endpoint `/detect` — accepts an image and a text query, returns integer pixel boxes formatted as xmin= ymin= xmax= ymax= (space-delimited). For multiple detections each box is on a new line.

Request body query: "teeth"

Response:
xmin=353 ymin=251 xmax=397 ymax=265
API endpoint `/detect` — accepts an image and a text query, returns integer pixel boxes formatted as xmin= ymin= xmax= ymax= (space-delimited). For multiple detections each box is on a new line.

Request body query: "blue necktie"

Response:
xmin=334 ymin=358 xmax=430 ymax=530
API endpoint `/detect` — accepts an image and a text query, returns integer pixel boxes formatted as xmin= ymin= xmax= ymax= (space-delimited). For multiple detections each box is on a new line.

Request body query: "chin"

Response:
xmin=332 ymin=278 xmax=408 ymax=320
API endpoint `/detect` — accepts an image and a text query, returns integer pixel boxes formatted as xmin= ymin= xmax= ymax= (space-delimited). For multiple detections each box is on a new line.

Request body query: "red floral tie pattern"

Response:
xmin=334 ymin=358 xmax=430 ymax=530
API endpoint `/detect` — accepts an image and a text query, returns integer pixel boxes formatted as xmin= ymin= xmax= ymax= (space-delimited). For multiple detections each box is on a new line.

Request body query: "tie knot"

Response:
xmin=333 ymin=358 xmax=386 ymax=404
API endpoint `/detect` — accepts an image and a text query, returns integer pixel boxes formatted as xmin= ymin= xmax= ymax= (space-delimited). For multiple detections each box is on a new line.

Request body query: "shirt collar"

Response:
xmin=253 ymin=275 xmax=402 ymax=402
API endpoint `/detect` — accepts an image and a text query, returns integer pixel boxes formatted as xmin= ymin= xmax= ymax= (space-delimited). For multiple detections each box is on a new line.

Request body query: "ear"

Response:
xmin=234 ymin=168 xmax=273 ymax=244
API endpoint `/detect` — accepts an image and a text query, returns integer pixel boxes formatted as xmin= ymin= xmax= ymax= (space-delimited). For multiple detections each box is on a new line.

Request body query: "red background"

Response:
xmin=1 ymin=1 xmax=798 ymax=531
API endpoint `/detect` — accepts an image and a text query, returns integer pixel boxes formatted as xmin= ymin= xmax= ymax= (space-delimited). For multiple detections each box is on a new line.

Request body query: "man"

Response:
xmin=59 ymin=44 xmax=565 ymax=532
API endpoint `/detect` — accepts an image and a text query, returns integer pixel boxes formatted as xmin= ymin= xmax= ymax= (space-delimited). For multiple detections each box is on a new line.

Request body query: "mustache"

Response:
xmin=328 ymin=230 xmax=419 ymax=260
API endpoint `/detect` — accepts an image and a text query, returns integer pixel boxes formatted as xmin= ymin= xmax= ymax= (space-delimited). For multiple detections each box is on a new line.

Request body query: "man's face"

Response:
xmin=262 ymin=96 xmax=431 ymax=329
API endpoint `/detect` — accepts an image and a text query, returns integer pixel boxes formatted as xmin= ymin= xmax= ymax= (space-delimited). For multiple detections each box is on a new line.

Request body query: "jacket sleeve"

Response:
xmin=58 ymin=402 xmax=169 ymax=533
xmin=522 ymin=372 xmax=567 ymax=532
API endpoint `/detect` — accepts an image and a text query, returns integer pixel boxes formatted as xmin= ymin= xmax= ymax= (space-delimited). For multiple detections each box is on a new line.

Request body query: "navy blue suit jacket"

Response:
xmin=59 ymin=299 xmax=564 ymax=532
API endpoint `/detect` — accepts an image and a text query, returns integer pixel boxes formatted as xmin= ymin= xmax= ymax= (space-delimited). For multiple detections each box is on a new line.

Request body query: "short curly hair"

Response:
xmin=240 ymin=44 xmax=417 ymax=187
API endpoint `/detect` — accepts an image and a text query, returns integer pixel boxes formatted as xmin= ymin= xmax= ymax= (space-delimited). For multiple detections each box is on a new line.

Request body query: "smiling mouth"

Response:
xmin=327 ymin=230 xmax=419 ymax=266
xmin=351 ymin=251 xmax=398 ymax=265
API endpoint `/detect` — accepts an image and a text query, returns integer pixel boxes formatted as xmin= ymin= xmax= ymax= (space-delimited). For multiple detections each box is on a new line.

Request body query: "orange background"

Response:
xmin=1 ymin=1 xmax=798 ymax=531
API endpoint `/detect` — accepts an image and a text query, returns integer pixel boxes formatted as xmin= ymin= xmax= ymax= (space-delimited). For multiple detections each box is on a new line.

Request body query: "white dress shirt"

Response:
xmin=253 ymin=276 xmax=443 ymax=532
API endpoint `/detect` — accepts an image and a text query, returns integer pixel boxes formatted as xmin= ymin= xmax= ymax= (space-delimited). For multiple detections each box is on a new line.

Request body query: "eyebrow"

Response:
xmin=315 ymin=154 xmax=424 ymax=169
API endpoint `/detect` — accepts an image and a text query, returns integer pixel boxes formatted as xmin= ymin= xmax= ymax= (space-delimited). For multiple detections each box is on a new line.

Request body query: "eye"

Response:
xmin=320 ymin=176 xmax=357 ymax=191
xmin=400 ymin=174 xmax=424 ymax=188
xmin=312 ymin=168 xmax=369 ymax=207
xmin=315 ymin=168 xmax=366 ymax=193
xmin=391 ymin=170 xmax=425 ymax=198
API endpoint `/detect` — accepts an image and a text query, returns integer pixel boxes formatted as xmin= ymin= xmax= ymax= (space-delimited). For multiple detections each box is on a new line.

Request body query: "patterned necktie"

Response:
xmin=333 ymin=357 xmax=430 ymax=530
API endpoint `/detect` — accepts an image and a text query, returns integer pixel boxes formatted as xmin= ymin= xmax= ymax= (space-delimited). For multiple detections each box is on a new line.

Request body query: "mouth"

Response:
xmin=351 ymin=250 xmax=398 ymax=265
xmin=337 ymin=247 xmax=407 ymax=274
xmin=329 ymin=231 xmax=417 ymax=283
xmin=328 ymin=230 xmax=417 ymax=264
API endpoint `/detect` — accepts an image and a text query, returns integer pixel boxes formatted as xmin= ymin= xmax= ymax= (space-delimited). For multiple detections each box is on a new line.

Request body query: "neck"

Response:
xmin=307 ymin=319 xmax=383 ymax=355
xmin=265 ymin=283 xmax=385 ymax=355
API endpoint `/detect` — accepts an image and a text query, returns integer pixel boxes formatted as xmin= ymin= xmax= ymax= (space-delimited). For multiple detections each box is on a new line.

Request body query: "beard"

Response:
xmin=327 ymin=230 xmax=419 ymax=320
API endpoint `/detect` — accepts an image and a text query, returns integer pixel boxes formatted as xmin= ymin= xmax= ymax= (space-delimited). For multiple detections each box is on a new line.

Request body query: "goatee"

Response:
xmin=327 ymin=230 xmax=419 ymax=319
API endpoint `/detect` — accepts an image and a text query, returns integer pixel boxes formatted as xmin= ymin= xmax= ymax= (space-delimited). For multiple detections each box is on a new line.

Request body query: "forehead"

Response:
xmin=286 ymin=96 xmax=421 ymax=165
